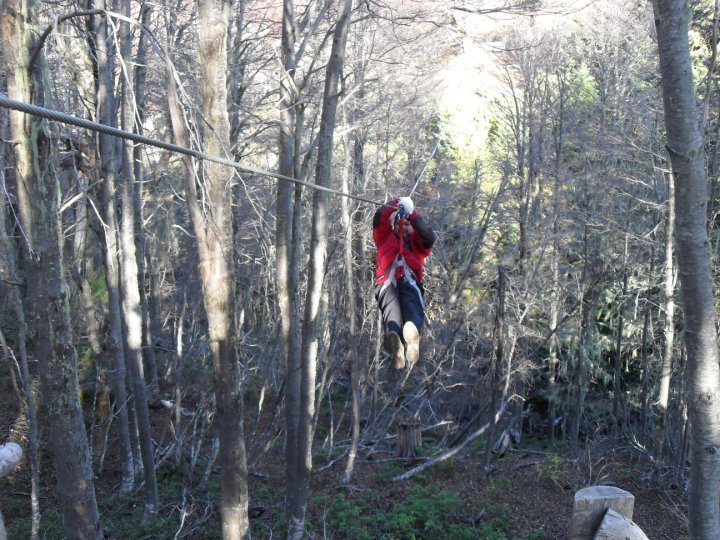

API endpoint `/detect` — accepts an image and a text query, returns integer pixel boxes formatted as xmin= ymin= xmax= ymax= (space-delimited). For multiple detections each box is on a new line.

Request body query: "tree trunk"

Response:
xmin=0 ymin=168 xmax=41 ymax=540
xmin=639 ymin=304 xmax=652 ymax=442
xmin=89 ymin=3 xmax=135 ymax=492
xmin=288 ymin=1 xmax=354 ymax=536
xmin=133 ymin=2 xmax=161 ymax=402
xmin=613 ymin=231 xmax=629 ymax=428
xmin=1 ymin=0 xmax=102 ymax=534
xmin=548 ymin=76 xmax=565 ymax=443
xmin=654 ymin=170 xmax=676 ymax=459
xmin=654 ymin=2 xmax=720 ymax=537
xmin=278 ymin=0 xmax=304 ymax=526
xmin=570 ymin=268 xmax=599 ymax=452
xmin=68 ymin=160 xmax=103 ymax=358
xmin=195 ymin=0 xmax=250 ymax=535
xmin=119 ymin=0 xmax=158 ymax=519
xmin=341 ymin=121 xmax=360 ymax=484
xmin=484 ymin=265 xmax=505 ymax=475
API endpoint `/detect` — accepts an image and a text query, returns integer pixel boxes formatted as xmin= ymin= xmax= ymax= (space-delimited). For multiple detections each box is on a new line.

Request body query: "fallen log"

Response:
xmin=392 ymin=400 xmax=507 ymax=482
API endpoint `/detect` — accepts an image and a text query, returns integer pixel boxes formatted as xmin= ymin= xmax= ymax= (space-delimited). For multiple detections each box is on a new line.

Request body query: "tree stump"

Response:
xmin=594 ymin=508 xmax=649 ymax=540
xmin=396 ymin=419 xmax=421 ymax=458
xmin=570 ymin=485 xmax=635 ymax=540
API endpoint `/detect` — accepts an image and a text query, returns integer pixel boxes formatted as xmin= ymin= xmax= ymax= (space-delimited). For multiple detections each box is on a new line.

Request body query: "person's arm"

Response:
xmin=409 ymin=212 xmax=436 ymax=249
xmin=373 ymin=200 xmax=398 ymax=230
xmin=372 ymin=200 xmax=398 ymax=247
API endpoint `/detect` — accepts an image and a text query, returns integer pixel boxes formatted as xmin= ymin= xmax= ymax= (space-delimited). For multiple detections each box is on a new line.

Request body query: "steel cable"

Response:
xmin=0 ymin=93 xmax=384 ymax=206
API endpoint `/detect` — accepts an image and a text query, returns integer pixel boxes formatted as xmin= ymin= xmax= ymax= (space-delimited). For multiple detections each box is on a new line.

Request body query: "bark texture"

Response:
xmin=1 ymin=0 xmax=102 ymax=535
xmin=119 ymin=0 xmax=158 ymax=518
xmin=195 ymin=0 xmax=250 ymax=536
xmin=90 ymin=3 xmax=135 ymax=491
xmin=654 ymin=2 xmax=720 ymax=538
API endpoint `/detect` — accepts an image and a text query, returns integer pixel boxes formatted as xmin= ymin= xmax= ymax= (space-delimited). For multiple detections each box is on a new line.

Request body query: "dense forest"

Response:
xmin=1 ymin=0 xmax=719 ymax=538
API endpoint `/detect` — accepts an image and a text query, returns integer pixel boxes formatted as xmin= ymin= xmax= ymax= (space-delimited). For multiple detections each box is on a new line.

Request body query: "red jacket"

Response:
xmin=373 ymin=199 xmax=436 ymax=285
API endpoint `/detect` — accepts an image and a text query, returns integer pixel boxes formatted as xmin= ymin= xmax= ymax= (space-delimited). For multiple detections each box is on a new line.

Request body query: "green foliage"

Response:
xmin=87 ymin=267 xmax=108 ymax=306
xmin=0 ymin=301 xmax=19 ymax=346
xmin=373 ymin=459 xmax=404 ymax=481
xmin=37 ymin=508 xmax=65 ymax=538
xmin=312 ymin=484 xmax=481 ymax=539
xmin=571 ymin=62 xmax=600 ymax=104
xmin=539 ymin=454 xmax=572 ymax=489
xmin=470 ymin=437 xmax=487 ymax=453
xmin=436 ymin=455 xmax=456 ymax=472
xmin=614 ymin=466 xmax=632 ymax=481
xmin=488 ymin=475 xmax=511 ymax=494
xmin=397 ymin=486 xmax=477 ymax=539
xmin=312 ymin=493 xmax=371 ymax=539
xmin=521 ymin=435 xmax=552 ymax=451
xmin=102 ymin=492 xmax=180 ymax=540
xmin=252 ymin=482 xmax=279 ymax=506
xmin=487 ymin=502 xmax=512 ymax=531
xmin=476 ymin=524 xmax=508 ymax=540
xmin=76 ymin=346 xmax=95 ymax=381
xmin=523 ymin=527 xmax=547 ymax=540
xmin=8 ymin=496 xmax=209 ymax=540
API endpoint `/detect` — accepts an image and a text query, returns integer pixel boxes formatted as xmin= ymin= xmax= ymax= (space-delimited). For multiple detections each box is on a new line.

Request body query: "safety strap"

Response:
xmin=376 ymin=254 xmax=416 ymax=288
xmin=374 ymin=215 xmax=414 ymax=288
xmin=376 ymin=265 xmax=424 ymax=310
xmin=375 ymin=215 xmax=424 ymax=308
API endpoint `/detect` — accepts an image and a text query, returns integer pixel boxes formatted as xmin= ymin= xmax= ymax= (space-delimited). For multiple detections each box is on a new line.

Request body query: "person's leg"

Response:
xmin=375 ymin=282 xmax=403 ymax=334
xmin=398 ymin=279 xmax=425 ymax=330
xmin=375 ymin=283 xmax=404 ymax=368
xmin=399 ymin=279 xmax=425 ymax=364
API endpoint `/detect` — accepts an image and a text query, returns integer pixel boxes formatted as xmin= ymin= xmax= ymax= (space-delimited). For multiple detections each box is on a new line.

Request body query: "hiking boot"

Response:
xmin=403 ymin=321 xmax=420 ymax=365
xmin=384 ymin=331 xmax=405 ymax=369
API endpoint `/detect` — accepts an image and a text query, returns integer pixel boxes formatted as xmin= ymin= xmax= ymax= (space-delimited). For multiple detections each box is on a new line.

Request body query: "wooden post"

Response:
xmin=570 ymin=485 xmax=634 ymax=540
xmin=396 ymin=419 xmax=421 ymax=458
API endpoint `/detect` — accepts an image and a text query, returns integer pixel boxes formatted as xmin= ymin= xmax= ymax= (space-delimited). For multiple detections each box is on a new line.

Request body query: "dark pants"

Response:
xmin=375 ymin=277 xmax=425 ymax=340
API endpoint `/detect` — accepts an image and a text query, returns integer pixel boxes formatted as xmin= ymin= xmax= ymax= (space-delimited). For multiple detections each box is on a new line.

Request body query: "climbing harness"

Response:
xmin=0 ymin=94 xmax=383 ymax=207
xmin=374 ymin=214 xmax=424 ymax=309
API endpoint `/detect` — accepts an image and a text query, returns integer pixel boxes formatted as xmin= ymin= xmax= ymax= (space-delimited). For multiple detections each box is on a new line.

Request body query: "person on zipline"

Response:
xmin=373 ymin=196 xmax=436 ymax=369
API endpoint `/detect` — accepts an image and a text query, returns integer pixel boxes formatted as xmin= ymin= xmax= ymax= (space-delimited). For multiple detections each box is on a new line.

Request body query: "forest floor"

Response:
xmin=0 ymin=366 xmax=689 ymax=539
xmin=298 ymin=439 xmax=689 ymax=540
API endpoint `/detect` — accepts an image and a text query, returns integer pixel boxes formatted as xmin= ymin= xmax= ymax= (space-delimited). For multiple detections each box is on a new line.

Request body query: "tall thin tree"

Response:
xmin=119 ymin=0 xmax=158 ymax=518
xmin=287 ymin=0 xmax=354 ymax=536
xmin=654 ymin=1 xmax=720 ymax=537
xmin=195 ymin=0 xmax=250 ymax=535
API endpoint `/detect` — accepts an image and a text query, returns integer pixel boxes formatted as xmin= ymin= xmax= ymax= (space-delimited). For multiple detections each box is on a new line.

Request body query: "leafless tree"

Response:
xmin=654 ymin=1 xmax=720 ymax=537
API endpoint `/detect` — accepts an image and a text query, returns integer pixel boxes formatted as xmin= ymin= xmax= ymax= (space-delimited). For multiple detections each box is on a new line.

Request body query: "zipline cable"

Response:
xmin=0 ymin=94 xmax=384 ymax=207
xmin=408 ymin=140 xmax=440 ymax=197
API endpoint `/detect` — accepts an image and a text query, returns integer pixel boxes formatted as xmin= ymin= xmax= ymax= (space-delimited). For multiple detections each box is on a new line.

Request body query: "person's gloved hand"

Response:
xmin=397 ymin=197 xmax=414 ymax=218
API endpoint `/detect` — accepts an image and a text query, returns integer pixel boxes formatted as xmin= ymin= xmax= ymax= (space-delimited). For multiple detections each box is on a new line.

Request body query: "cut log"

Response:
xmin=594 ymin=508 xmax=649 ymax=540
xmin=0 ymin=442 xmax=22 ymax=478
xmin=396 ymin=419 xmax=421 ymax=458
xmin=570 ymin=485 xmax=635 ymax=540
